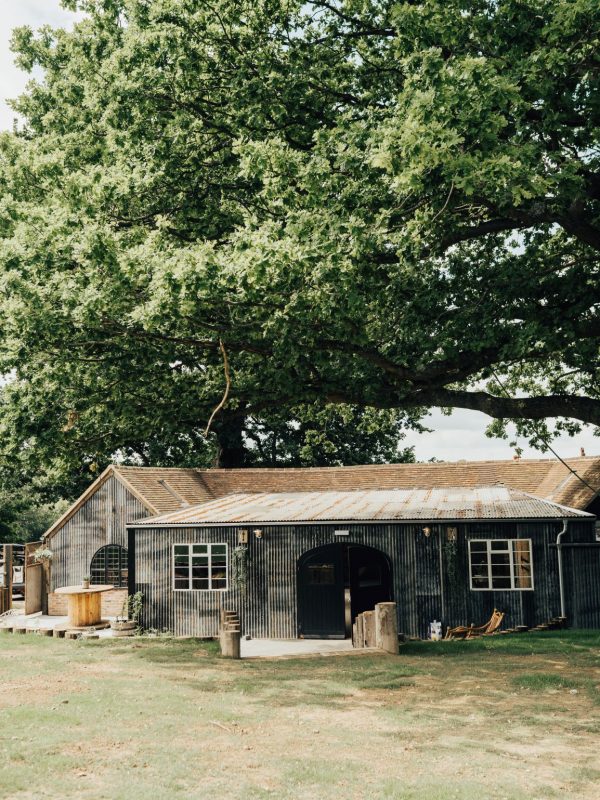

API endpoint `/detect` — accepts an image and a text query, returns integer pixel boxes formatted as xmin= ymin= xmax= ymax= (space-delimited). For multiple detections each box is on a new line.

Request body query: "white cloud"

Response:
xmin=0 ymin=0 xmax=83 ymax=131
xmin=403 ymin=407 xmax=599 ymax=462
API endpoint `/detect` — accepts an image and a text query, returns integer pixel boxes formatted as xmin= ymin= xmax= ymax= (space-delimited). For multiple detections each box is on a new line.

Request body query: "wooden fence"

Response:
xmin=0 ymin=587 xmax=9 ymax=615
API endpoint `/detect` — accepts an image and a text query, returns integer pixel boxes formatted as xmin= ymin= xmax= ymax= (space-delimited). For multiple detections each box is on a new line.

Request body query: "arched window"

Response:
xmin=90 ymin=545 xmax=128 ymax=588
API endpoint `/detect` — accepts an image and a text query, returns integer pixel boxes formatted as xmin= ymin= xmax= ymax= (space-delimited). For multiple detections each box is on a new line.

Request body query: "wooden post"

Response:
xmin=42 ymin=559 xmax=50 ymax=615
xmin=220 ymin=629 xmax=241 ymax=659
xmin=354 ymin=613 xmax=364 ymax=648
xmin=3 ymin=545 xmax=13 ymax=610
xmin=375 ymin=602 xmax=399 ymax=655
xmin=363 ymin=610 xmax=376 ymax=648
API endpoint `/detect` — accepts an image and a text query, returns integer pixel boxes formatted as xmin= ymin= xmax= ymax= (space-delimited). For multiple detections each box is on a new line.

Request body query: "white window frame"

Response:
xmin=468 ymin=538 xmax=534 ymax=591
xmin=172 ymin=543 xmax=229 ymax=592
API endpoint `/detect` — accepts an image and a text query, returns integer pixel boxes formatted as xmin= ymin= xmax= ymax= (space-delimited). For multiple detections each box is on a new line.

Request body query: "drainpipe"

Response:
xmin=438 ymin=527 xmax=446 ymax=624
xmin=556 ymin=519 xmax=568 ymax=619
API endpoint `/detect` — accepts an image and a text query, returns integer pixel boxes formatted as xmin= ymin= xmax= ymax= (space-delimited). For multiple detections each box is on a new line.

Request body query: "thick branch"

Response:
xmin=327 ymin=387 xmax=600 ymax=427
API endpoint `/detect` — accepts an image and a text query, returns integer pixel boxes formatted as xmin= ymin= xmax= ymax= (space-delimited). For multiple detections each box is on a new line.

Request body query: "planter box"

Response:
xmin=110 ymin=620 xmax=137 ymax=637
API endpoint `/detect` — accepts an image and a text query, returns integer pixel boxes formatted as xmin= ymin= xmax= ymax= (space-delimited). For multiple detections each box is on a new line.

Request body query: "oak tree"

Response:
xmin=0 ymin=1 xmax=598 ymax=487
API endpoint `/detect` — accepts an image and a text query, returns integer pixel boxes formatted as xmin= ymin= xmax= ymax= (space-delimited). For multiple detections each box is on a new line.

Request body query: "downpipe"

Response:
xmin=556 ymin=519 xmax=568 ymax=619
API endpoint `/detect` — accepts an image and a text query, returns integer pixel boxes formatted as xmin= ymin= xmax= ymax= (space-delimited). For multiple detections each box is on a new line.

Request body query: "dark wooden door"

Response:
xmin=297 ymin=544 xmax=345 ymax=638
xmin=349 ymin=545 xmax=392 ymax=621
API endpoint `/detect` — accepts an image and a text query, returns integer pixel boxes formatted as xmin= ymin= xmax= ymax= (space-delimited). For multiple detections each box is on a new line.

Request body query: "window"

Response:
xmin=307 ymin=563 xmax=336 ymax=585
xmin=173 ymin=544 xmax=228 ymax=591
xmin=468 ymin=539 xmax=533 ymax=591
xmin=90 ymin=545 xmax=128 ymax=587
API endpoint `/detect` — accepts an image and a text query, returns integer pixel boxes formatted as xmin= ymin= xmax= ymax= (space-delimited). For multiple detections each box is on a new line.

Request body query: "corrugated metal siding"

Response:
xmin=50 ymin=476 xmax=149 ymax=590
xmin=134 ymin=519 xmax=599 ymax=638
xmin=563 ymin=521 xmax=600 ymax=628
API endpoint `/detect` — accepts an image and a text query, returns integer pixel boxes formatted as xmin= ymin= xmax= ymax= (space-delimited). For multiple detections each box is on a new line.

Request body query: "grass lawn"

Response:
xmin=0 ymin=631 xmax=599 ymax=800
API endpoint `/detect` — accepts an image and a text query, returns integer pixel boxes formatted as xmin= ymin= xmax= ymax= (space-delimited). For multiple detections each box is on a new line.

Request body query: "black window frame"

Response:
xmin=90 ymin=544 xmax=128 ymax=588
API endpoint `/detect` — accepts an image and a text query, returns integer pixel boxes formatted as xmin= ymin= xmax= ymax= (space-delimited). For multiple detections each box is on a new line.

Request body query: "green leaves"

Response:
xmin=0 ymin=1 xmax=598 ymax=493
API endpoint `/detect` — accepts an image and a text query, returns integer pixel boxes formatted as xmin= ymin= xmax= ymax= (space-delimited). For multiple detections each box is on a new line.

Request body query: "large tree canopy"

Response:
xmin=0 ymin=0 xmax=599 ymax=488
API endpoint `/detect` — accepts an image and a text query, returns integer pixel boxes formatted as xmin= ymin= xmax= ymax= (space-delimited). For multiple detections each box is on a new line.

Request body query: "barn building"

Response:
xmin=42 ymin=457 xmax=600 ymax=637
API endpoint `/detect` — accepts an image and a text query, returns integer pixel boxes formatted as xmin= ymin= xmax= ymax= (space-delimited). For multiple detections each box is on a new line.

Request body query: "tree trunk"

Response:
xmin=213 ymin=411 xmax=247 ymax=468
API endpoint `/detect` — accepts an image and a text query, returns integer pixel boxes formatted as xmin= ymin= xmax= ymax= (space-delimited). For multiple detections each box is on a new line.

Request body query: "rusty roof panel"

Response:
xmin=130 ymin=486 xmax=593 ymax=526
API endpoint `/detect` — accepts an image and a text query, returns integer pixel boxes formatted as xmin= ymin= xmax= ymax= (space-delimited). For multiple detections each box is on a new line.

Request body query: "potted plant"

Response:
xmin=82 ymin=575 xmax=90 ymax=589
xmin=110 ymin=592 xmax=143 ymax=637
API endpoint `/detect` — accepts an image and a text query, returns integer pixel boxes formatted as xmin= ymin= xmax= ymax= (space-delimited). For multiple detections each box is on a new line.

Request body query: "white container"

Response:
xmin=429 ymin=620 xmax=442 ymax=641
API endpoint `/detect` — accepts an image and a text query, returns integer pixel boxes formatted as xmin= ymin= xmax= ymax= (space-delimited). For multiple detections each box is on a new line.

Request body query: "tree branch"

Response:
xmin=326 ymin=387 xmax=600 ymax=427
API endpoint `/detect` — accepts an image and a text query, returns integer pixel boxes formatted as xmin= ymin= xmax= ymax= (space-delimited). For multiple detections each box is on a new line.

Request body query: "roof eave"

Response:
xmin=127 ymin=514 xmax=593 ymax=528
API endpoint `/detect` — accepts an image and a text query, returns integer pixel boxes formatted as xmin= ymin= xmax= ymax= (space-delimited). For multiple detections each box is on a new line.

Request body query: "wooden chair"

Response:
xmin=444 ymin=609 xmax=505 ymax=640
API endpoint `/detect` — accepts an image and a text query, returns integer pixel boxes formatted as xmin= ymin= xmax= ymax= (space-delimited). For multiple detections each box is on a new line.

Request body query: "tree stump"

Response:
xmin=375 ymin=602 xmax=399 ymax=654
xmin=220 ymin=629 xmax=241 ymax=659
xmin=363 ymin=611 xmax=376 ymax=648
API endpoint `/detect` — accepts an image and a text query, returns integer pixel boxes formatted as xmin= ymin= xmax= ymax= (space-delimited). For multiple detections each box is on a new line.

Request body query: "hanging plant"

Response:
xmin=443 ymin=539 xmax=460 ymax=592
xmin=232 ymin=545 xmax=248 ymax=591
xmin=33 ymin=547 xmax=53 ymax=563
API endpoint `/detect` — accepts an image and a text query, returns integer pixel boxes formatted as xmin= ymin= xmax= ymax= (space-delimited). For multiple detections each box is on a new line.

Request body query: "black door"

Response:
xmin=297 ymin=544 xmax=345 ymax=638
xmin=349 ymin=545 xmax=392 ymax=621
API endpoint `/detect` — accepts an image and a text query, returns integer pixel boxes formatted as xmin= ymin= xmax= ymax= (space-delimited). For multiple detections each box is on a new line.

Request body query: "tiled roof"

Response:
xmin=115 ymin=467 xmax=214 ymax=512
xmin=43 ymin=456 xmax=600 ymax=539
xmin=114 ymin=456 xmax=600 ymax=512
xmin=130 ymin=487 xmax=593 ymax=526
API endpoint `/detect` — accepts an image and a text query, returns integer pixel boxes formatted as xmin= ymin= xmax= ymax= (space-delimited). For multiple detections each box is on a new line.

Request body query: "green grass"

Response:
xmin=0 ymin=631 xmax=599 ymax=799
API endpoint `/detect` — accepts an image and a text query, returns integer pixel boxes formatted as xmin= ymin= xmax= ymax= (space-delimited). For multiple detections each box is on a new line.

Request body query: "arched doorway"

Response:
xmin=297 ymin=543 xmax=392 ymax=639
xmin=90 ymin=544 xmax=128 ymax=587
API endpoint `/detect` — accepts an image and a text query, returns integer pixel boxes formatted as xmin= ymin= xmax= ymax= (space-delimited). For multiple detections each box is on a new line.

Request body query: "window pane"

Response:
xmin=308 ymin=564 xmax=335 ymax=585
xmin=212 ymin=545 xmax=226 ymax=555
xmin=490 ymin=540 xmax=509 ymax=551
xmin=191 ymin=555 xmax=208 ymax=566
xmin=470 ymin=543 xmax=489 ymax=588
xmin=192 ymin=577 xmax=209 ymax=590
xmin=174 ymin=577 xmax=189 ymax=590
xmin=471 ymin=567 xmax=489 ymax=580
xmin=192 ymin=565 xmax=209 ymax=582
xmin=513 ymin=540 xmax=532 ymax=589
xmin=492 ymin=575 xmax=512 ymax=589
xmin=174 ymin=545 xmax=188 ymax=555
xmin=174 ymin=566 xmax=189 ymax=580
xmin=469 ymin=541 xmax=487 ymax=553
xmin=515 ymin=575 xmax=532 ymax=589
xmin=211 ymin=567 xmax=227 ymax=590
xmin=192 ymin=544 xmax=208 ymax=555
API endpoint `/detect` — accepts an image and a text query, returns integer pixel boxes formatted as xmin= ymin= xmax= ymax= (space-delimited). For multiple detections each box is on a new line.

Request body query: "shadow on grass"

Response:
xmin=400 ymin=630 xmax=600 ymax=659
xmin=91 ymin=629 xmax=600 ymax=708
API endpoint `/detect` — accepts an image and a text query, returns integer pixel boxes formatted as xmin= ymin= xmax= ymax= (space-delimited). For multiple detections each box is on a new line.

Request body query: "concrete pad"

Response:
xmin=240 ymin=638 xmax=359 ymax=659
xmin=0 ymin=612 xmax=118 ymax=638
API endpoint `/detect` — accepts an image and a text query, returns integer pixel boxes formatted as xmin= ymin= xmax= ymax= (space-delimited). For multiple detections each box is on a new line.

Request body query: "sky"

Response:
xmin=0 ymin=1 xmax=598 ymax=462
xmin=0 ymin=1 xmax=83 ymax=130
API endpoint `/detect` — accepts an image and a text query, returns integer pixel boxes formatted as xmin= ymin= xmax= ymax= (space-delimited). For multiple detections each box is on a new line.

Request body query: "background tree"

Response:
xmin=0 ymin=0 xmax=598 ymax=495
xmin=0 ymin=486 xmax=68 ymax=543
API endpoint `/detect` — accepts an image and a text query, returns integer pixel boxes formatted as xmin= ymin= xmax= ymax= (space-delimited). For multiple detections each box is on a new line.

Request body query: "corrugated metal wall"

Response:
xmin=50 ymin=476 xmax=149 ymax=590
xmin=133 ymin=519 xmax=599 ymax=638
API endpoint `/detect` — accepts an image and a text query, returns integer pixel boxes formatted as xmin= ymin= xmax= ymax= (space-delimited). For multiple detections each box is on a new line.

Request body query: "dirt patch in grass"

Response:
xmin=0 ymin=631 xmax=598 ymax=799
